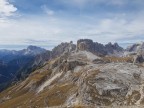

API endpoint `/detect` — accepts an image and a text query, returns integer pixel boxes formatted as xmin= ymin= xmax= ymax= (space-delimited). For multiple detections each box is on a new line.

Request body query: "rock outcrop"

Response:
xmin=77 ymin=39 xmax=95 ymax=51
xmin=52 ymin=42 xmax=76 ymax=58
xmin=77 ymin=39 xmax=124 ymax=56
xmin=125 ymin=42 xmax=144 ymax=64
xmin=126 ymin=42 xmax=144 ymax=53
xmin=133 ymin=54 xmax=144 ymax=64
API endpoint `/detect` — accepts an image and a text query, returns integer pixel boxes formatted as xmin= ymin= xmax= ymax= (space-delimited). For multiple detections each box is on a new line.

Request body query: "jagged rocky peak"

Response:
xmin=114 ymin=42 xmax=120 ymax=47
xmin=125 ymin=42 xmax=144 ymax=57
xmin=22 ymin=45 xmax=46 ymax=55
xmin=51 ymin=41 xmax=76 ymax=58
xmin=76 ymin=39 xmax=105 ymax=56
xmin=77 ymin=39 xmax=94 ymax=51
xmin=126 ymin=42 xmax=144 ymax=53
xmin=27 ymin=45 xmax=46 ymax=52
xmin=27 ymin=45 xmax=41 ymax=50
xmin=105 ymin=42 xmax=123 ymax=50
xmin=105 ymin=42 xmax=113 ymax=49
xmin=105 ymin=42 xmax=124 ymax=53
xmin=77 ymin=39 xmax=123 ymax=56
xmin=124 ymin=42 xmax=144 ymax=64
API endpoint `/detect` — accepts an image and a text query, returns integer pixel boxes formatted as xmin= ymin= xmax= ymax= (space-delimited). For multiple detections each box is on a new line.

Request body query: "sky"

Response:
xmin=0 ymin=0 xmax=144 ymax=50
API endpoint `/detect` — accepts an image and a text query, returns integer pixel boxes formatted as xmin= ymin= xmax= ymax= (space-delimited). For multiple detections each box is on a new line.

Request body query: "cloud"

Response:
xmin=24 ymin=39 xmax=60 ymax=45
xmin=1 ymin=13 xmax=144 ymax=45
xmin=0 ymin=17 xmax=64 ymax=45
xmin=0 ymin=0 xmax=144 ymax=49
xmin=6 ymin=0 xmax=144 ymax=16
xmin=0 ymin=0 xmax=17 ymax=17
xmin=41 ymin=5 xmax=55 ymax=16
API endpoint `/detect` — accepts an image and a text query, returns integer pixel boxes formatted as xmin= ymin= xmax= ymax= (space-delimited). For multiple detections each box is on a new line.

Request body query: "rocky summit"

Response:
xmin=77 ymin=39 xmax=124 ymax=57
xmin=1 ymin=39 xmax=144 ymax=108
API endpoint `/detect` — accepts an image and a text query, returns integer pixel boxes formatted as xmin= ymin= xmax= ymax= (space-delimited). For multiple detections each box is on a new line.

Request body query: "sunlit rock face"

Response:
xmin=51 ymin=42 xmax=76 ymax=58
xmin=77 ymin=39 xmax=95 ymax=51
xmin=124 ymin=42 xmax=144 ymax=65
xmin=77 ymin=39 xmax=124 ymax=56
xmin=126 ymin=42 xmax=144 ymax=53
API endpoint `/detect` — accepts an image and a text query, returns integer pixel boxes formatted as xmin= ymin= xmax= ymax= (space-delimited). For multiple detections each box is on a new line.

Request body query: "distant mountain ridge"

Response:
xmin=0 ymin=45 xmax=46 ymax=62
xmin=0 ymin=45 xmax=47 ymax=91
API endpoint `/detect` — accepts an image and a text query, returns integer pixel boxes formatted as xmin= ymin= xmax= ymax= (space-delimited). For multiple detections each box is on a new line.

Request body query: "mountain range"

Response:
xmin=0 ymin=45 xmax=47 ymax=91
xmin=0 ymin=39 xmax=144 ymax=108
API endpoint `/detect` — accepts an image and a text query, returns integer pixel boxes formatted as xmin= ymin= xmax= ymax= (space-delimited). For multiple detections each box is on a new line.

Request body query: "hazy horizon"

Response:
xmin=0 ymin=41 xmax=136 ymax=50
xmin=0 ymin=44 xmax=54 ymax=50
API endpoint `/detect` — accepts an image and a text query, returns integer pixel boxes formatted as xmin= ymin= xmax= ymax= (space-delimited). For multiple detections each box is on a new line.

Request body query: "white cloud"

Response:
xmin=0 ymin=17 xmax=64 ymax=45
xmin=0 ymin=0 xmax=144 ymax=47
xmin=0 ymin=13 xmax=144 ymax=46
xmin=0 ymin=0 xmax=17 ymax=17
xmin=84 ymin=16 xmax=144 ymax=43
xmin=41 ymin=5 xmax=55 ymax=16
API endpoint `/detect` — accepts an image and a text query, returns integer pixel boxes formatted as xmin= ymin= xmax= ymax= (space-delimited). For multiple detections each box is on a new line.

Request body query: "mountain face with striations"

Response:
xmin=1 ymin=39 xmax=144 ymax=108
xmin=0 ymin=43 xmax=76 ymax=92
xmin=77 ymin=39 xmax=124 ymax=57
xmin=0 ymin=45 xmax=46 ymax=62
xmin=0 ymin=46 xmax=47 ymax=91
xmin=125 ymin=42 xmax=144 ymax=56
xmin=124 ymin=42 xmax=144 ymax=64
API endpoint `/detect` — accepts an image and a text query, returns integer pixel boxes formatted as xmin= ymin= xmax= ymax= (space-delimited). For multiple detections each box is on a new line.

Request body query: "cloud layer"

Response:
xmin=0 ymin=0 xmax=144 ymax=49
xmin=0 ymin=0 xmax=17 ymax=17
